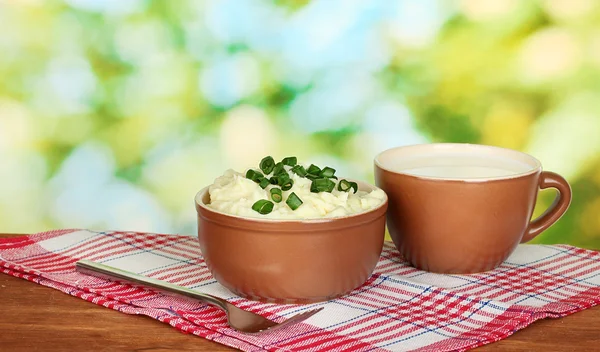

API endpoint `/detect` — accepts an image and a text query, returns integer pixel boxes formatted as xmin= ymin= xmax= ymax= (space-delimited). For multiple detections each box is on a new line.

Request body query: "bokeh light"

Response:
xmin=0 ymin=0 xmax=599 ymax=249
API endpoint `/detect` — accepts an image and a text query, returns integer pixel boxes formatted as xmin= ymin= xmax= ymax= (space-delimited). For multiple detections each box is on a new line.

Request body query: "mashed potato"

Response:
xmin=207 ymin=168 xmax=386 ymax=219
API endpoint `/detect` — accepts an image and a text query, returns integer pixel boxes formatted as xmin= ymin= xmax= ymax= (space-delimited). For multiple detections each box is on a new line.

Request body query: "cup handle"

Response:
xmin=521 ymin=171 xmax=572 ymax=243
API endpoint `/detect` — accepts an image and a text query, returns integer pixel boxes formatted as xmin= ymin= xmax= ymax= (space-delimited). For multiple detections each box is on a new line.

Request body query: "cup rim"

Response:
xmin=374 ymin=143 xmax=543 ymax=182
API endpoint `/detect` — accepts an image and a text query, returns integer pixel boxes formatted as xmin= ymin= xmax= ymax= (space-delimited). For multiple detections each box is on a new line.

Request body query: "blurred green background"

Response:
xmin=0 ymin=0 xmax=599 ymax=248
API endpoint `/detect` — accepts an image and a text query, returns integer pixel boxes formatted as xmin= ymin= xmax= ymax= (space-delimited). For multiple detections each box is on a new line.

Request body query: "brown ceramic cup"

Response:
xmin=374 ymin=143 xmax=572 ymax=274
xmin=195 ymin=181 xmax=388 ymax=303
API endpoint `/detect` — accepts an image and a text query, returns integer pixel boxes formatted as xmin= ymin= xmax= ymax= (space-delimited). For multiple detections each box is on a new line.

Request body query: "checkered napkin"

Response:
xmin=1 ymin=230 xmax=599 ymax=352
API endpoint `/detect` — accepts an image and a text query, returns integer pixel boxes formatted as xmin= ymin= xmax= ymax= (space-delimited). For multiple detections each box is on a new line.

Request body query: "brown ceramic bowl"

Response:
xmin=194 ymin=181 xmax=388 ymax=303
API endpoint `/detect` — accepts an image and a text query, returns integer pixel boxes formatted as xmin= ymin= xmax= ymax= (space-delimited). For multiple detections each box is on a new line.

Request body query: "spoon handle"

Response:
xmin=75 ymin=259 xmax=226 ymax=309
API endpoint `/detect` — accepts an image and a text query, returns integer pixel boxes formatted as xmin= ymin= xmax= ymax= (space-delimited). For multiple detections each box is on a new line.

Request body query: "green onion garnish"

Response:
xmin=286 ymin=192 xmax=303 ymax=210
xmin=306 ymin=174 xmax=319 ymax=180
xmin=259 ymin=156 xmax=275 ymax=174
xmin=270 ymin=188 xmax=283 ymax=203
xmin=338 ymin=179 xmax=358 ymax=193
xmin=307 ymin=164 xmax=321 ymax=176
xmin=281 ymin=179 xmax=293 ymax=191
xmin=291 ymin=165 xmax=307 ymax=177
xmin=258 ymin=177 xmax=270 ymax=189
xmin=281 ymin=157 xmax=297 ymax=167
xmin=319 ymin=166 xmax=336 ymax=178
xmin=269 ymin=176 xmax=278 ymax=185
xmin=246 ymin=169 xmax=263 ymax=182
xmin=273 ymin=162 xmax=286 ymax=175
xmin=275 ymin=173 xmax=290 ymax=187
xmin=252 ymin=199 xmax=274 ymax=215
xmin=310 ymin=178 xmax=336 ymax=193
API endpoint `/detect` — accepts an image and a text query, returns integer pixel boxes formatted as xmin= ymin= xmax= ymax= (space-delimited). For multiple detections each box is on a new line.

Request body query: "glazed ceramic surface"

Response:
xmin=195 ymin=181 xmax=388 ymax=303
xmin=375 ymin=143 xmax=571 ymax=274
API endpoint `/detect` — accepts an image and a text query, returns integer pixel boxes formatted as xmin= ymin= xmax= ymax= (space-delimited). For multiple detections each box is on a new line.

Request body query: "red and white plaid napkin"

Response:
xmin=1 ymin=229 xmax=599 ymax=352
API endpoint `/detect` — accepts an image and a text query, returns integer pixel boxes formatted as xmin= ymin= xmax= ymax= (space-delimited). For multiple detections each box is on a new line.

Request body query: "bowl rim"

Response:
xmin=195 ymin=179 xmax=388 ymax=230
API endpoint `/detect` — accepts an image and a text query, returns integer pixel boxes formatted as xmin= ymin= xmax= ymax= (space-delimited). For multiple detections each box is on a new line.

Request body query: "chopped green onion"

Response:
xmin=310 ymin=178 xmax=336 ymax=193
xmin=259 ymin=156 xmax=275 ymax=174
xmin=270 ymin=188 xmax=283 ymax=203
xmin=269 ymin=176 xmax=278 ymax=185
xmin=281 ymin=156 xmax=297 ymax=167
xmin=286 ymin=192 xmax=303 ymax=210
xmin=291 ymin=165 xmax=307 ymax=177
xmin=246 ymin=169 xmax=263 ymax=182
xmin=272 ymin=162 xmax=286 ymax=175
xmin=275 ymin=173 xmax=290 ymax=187
xmin=252 ymin=199 xmax=274 ymax=215
xmin=319 ymin=166 xmax=336 ymax=178
xmin=281 ymin=179 xmax=294 ymax=191
xmin=338 ymin=179 xmax=358 ymax=193
xmin=258 ymin=177 xmax=270 ymax=189
xmin=307 ymin=164 xmax=321 ymax=176
xmin=338 ymin=179 xmax=351 ymax=191
xmin=306 ymin=174 xmax=319 ymax=180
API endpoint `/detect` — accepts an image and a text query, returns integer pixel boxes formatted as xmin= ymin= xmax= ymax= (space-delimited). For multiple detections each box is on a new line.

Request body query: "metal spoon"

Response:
xmin=75 ymin=259 xmax=322 ymax=334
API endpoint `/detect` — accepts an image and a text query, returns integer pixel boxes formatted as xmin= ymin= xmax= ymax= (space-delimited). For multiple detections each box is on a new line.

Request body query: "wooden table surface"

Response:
xmin=1 ymin=233 xmax=599 ymax=351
